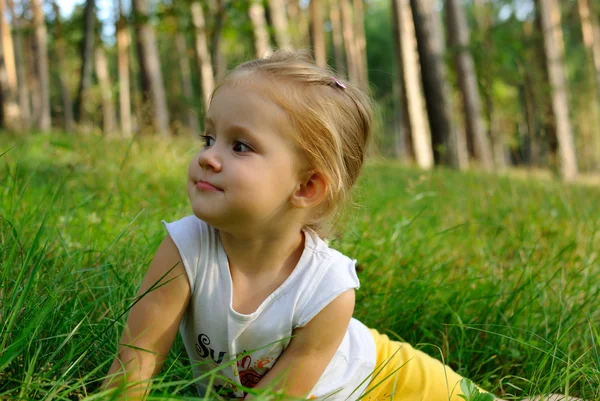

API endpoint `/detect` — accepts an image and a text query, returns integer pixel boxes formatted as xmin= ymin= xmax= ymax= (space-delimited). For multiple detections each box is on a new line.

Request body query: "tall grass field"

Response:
xmin=1 ymin=133 xmax=599 ymax=400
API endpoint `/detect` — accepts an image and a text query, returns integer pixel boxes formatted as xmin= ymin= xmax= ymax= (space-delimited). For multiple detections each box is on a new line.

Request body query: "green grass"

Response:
xmin=1 ymin=132 xmax=599 ymax=400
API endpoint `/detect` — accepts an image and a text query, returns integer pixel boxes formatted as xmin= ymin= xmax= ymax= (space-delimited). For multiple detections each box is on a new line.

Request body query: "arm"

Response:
xmin=102 ymin=235 xmax=191 ymax=400
xmin=248 ymin=289 xmax=355 ymax=399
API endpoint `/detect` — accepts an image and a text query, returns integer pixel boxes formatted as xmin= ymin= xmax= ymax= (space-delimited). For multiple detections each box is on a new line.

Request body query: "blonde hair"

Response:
xmin=214 ymin=50 xmax=373 ymax=237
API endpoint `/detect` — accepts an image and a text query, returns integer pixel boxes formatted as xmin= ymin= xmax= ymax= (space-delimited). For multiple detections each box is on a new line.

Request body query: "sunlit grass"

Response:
xmin=1 ymin=132 xmax=599 ymax=400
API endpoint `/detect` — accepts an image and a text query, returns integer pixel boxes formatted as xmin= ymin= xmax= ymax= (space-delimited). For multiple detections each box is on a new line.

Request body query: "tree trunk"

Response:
xmin=209 ymin=0 xmax=227 ymax=81
xmin=472 ymin=0 xmax=485 ymax=28
xmin=390 ymin=0 xmax=410 ymax=161
xmin=531 ymin=12 xmax=557 ymax=168
xmin=340 ymin=0 xmax=359 ymax=86
xmin=410 ymin=0 xmax=467 ymax=168
xmin=30 ymin=0 xmax=50 ymax=131
xmin=578 ymin=0 xmax=600 ymax=104
xmin=248 ymin=0 xmax=272 ymax=58
xmin=309 ymin=0 xmax=326 ymax=68
xmin=132 ymin=0 xmax=171 ymax=137
xmin=328 ymin=0 xmax=345 ymax=74
xmin=536 ymin=0 xmax=578 ymax=181
xmin=288 ymin=0 xmax=309 ymax=49
xmin=74 ymin=0 xmax=96 ymax=126
xmin=353 ymin=0 xmax=368 ymax=90
xmin=473 ymin=0 xmax=507 ymax=169
xmin=25 ymin=28 xmax=40 ymax=126
xmin=270 ymin=0 xmax=292 ymax=51
xmin=392 ymin=0 xmax=433 ymax=168
xmin=6 ymin=0 xmax=29 ymax=129
xmin=521 ymin=72 xmax=540 ymax=167
xmin=51 ymin=1 xmax=75 ymax=132
xmin=446 ymin=0 xmax=493 ymax=171
xmin=175 ymin=31 xmax=199 ymax=135
xmin=95 ymin=45 xmax=117 ymax=135
xmin=577 ymin=0 xmax=600 ymax=169
xmin=191 ymin=2 xmax=215 ymax=113
xmin=0 ymin=0 xmax=21 ymax=131
xmin=116 ymin=10 xmax=132 ymax=137
xmin=128 ymin=18 xmax=143 ymax=135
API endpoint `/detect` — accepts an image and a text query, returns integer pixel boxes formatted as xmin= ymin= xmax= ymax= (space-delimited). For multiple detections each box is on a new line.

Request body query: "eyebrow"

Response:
xmin=204 ymin=118 xmax=258 ymax=141
xmin=227 ymin=124 xmax=258 ymax=142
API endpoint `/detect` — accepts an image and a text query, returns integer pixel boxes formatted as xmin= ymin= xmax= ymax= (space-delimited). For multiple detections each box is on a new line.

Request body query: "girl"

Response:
xmin=102 ymin=50 xmax=530 ymax=401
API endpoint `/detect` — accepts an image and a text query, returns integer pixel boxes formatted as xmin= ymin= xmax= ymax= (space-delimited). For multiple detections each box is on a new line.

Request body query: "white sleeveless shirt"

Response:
xmin=162 ymin=216 xmax=376 ymax=399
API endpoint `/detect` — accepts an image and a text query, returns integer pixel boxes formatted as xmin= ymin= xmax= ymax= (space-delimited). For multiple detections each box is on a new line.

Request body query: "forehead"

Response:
xmin=207 ymin=78 xmax=288 ymax=130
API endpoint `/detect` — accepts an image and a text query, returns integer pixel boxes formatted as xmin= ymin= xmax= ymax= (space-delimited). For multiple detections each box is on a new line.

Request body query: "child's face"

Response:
xmin=187 ymin=80 xmax=307 ymax=233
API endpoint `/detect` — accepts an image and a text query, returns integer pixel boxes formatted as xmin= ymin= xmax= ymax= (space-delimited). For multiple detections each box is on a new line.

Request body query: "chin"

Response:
xmin=190 ymin=204 xmax=209 ymax=221
xmin=189 ymin=204 xmax=221 ymax=228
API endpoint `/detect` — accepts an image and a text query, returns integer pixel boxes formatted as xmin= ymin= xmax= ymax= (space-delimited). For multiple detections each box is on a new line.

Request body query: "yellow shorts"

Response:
xmin=363 ymin=329 xmax=485 ymax=401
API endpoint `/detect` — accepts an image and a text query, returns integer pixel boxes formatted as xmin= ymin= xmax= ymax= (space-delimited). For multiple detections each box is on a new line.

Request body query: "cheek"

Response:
xmin=186 ymin=181 xmax=195 ymax=202
xmin=188 ymin=156 xmax=197 ymax=173
xmin=232 ymin=169 xmax=273 ymax=197
xmin=276 ymin=159 xmax=303 ymax=186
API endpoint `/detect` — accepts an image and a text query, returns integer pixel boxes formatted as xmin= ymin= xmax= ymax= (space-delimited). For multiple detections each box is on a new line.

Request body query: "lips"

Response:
xmin=195 ymin=180 xmax=223 ymax=192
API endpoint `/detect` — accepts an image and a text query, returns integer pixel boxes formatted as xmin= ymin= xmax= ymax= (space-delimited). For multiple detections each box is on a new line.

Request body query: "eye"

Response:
xmin=233 ymin=141 xmax=253 ymax=153
xmin=199 ymin=135 xmax=214 ymax=148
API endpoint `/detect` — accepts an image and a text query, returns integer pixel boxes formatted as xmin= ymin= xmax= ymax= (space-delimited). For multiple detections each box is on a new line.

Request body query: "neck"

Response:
xmin=218 ymin=223 xmax=306 ymax=277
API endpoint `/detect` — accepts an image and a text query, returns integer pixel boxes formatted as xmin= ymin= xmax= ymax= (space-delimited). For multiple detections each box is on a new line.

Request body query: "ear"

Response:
xmin=291 ymin=172 xmax=328 ymax=209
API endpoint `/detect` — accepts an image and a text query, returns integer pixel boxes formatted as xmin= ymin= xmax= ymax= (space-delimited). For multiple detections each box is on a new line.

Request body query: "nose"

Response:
xmin=197 ymin=146 xmax=222 ymax=172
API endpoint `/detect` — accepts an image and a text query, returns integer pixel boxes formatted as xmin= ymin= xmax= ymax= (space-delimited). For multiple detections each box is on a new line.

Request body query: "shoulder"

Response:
xmin=161 ymin=215 xmax=219 ymax=291
xmin=142 ymin=234 xmax=190 ymax=303
xmin=162 ymin=215 xmax=218 ymax=253
xmin=292 ymin=289 xmax=355 ymax=351
xmin=294 ymin=230 xmax=360 ymax=328
xmin=305 ymin=229 xmax=360 ymax=288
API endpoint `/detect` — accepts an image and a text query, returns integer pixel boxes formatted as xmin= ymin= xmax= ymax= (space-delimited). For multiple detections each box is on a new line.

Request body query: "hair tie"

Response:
xmin=333 ymin=78 xmax=347 ymax=89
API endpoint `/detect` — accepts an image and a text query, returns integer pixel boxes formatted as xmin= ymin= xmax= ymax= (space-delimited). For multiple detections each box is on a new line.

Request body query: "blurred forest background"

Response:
xmin=2 ymin=2 xmax=600 ymax=398
xmin=2 ymin=0 xmax=600 ymax=182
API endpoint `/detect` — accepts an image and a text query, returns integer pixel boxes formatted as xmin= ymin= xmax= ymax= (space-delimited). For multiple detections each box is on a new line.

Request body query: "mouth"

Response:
xmin=195 ymin=180 xmax=223 ymax=192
